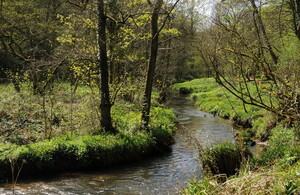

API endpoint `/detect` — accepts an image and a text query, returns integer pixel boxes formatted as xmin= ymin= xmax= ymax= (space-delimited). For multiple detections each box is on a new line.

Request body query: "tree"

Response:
xmin=141 ymin=0 xmax=179 ymax=129
xmin=97 ymin=0 xmax=116 ymax=133
xmin=141 ymin=0 xmax=164 ymax=129
xmin=196 ymin=0 xmax=300 ymax=127
xmin=0 ymin=0 xmax=65 ymax=93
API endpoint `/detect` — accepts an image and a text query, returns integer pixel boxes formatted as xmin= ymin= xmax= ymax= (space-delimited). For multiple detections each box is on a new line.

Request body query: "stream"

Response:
xmin=0 ymin=95 xmax=238 ymax=195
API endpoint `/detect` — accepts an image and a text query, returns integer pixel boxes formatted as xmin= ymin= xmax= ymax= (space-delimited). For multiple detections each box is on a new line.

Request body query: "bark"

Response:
xmin=141 ymin=0 xmax=163 ymax=130
xmin=97 ymin=0 xmax=116 ymax=134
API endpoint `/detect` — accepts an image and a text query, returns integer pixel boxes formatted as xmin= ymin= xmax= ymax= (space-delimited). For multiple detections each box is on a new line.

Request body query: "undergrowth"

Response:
xmin=0 ymin=106 xmax=176 ymax=181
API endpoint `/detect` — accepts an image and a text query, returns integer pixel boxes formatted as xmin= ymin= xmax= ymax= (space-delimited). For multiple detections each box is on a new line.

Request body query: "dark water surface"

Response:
xmin=0 ymin=96 xmax=237 ymax=195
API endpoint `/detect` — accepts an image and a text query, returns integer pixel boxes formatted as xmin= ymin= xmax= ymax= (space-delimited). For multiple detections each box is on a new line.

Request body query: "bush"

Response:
xmin=202 ymin=141 xmax=247 ymax=177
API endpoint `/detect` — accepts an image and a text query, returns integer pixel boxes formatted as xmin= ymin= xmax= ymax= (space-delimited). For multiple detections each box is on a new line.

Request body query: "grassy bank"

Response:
xmin=172 ymin=78 xmax=299 ymax=194
xmin=0 ymin=128 xmax=173 ymax=182
xmin=182 ymin=127 xmax=300 ymax=195
xmin=0 ymin=83 xmax=176 ymax=182
xmin=173 ymin=78 xmax=274 ymax=140
xmin=183 ymin=161 xmax=300 ymax=194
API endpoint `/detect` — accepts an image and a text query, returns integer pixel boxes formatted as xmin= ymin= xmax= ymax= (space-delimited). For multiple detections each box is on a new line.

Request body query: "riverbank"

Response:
xmin=0 ymin=83 xmax=176 ymax=182
xmin=173 ymin=78 xmax=273 ymax=141
xmin=182 ymin=126 xmax=300 ymax=194
xmin=0 ymin=127 xmax=174 ymax=182
xmin=173 ymin=78 xmax=300 ymax=194
xmin=1 ymin=93 xmax=232 ymax=194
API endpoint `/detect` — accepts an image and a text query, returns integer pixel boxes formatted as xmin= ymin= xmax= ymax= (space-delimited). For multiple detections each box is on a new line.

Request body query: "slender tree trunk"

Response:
xmin=0 ymin=1 xmax=2 ymax=13
xmin=249 ymin=0 xmax=278 ymax=64
xmin=290 ymin=0 xmax=300 ymax=40
xmin=97 ymin=0 xmax=116 ymax=133
xmin=141 ymin=0 xmax=163 ymax=130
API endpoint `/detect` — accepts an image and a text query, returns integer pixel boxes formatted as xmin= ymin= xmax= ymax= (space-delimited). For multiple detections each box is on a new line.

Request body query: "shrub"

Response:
xmin=201 ymin=141 xmax=247 ymax=177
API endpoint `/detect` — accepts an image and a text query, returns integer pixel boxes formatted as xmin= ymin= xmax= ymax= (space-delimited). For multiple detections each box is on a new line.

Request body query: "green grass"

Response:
xmin=173 ymin=78 xmax=273 ymax=139
xmin=0 ymin=82 xmax=175 ymax=143
xmin=173 ymin=78 xmax=299 ymax=194
xmin=257 ymin=127 xmax=300 ymax=166
xmin=0 ymin=132 xmax=152 ymax=180
xmin=183 ymin=161 xmax=300 ymax=194
xmin=0 ymin=82 xmax=176 ymax=181
xmin=201 ymin=141 xmax=247 ymax=177
xmin=182 ymin=127 xmax=300 ymax=195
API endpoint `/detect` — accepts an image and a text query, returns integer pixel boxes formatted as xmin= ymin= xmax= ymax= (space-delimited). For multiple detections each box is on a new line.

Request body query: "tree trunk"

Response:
xmin=0 ymin=0 xmax=3 ymax=13
xmin=249 ymin=0 xmax=278 ymax=64
xmin=97 ymin=0 xmax=116 ymax=134
xmin=141 ymin=0 xmax=163 ymax=130
xmin=290 ymin=0 xmax=300 ymax=40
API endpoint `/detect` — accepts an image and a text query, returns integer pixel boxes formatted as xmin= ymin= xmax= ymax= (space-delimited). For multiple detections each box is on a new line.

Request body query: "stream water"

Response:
xmin=0 ymin=95 xmax=237 ymax=195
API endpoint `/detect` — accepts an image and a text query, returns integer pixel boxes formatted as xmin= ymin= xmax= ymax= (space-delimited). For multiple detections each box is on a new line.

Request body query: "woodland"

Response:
xmin=0 ymin=0 xmax=299 ymax=194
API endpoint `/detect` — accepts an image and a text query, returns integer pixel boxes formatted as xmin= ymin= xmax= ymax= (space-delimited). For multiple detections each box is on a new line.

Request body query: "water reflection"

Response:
xmin=0 ymin=95 xmax=236 ymax=195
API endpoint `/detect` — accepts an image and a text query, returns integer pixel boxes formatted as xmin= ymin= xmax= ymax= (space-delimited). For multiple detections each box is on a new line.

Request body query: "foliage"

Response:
xmin=0 ymin=79 xmax=177 ymax=181
xmin=0 ymin=110 xmax=175 ymax=181
xmin=0 ymin=83 xmax=175 ymax=143
xmin=0 ymin=133 xmax=146 ymax=180
xmin=149 ymin=107 xmax=177 ymax=147
xmin=196 ymin=0 xmax=300 ymax=126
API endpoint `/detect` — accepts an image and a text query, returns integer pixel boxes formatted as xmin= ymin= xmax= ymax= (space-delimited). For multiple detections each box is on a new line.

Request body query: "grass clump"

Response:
xmin=201 ymin=141 xmax=247 ymax=177
xmin=183 ymin=162 xmax=300 ymax=195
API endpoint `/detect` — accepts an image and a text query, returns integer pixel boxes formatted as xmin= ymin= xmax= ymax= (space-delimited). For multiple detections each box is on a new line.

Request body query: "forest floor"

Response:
xmin=173 ymin=78 xmax=300 ymax=194
xmin=0 ymin=83 xmax=176 ymax=182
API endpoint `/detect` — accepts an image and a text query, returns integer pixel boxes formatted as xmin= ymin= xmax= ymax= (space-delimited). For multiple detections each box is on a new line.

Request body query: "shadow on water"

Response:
xmin=0 ymin=95 xmax=237 ymax=195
